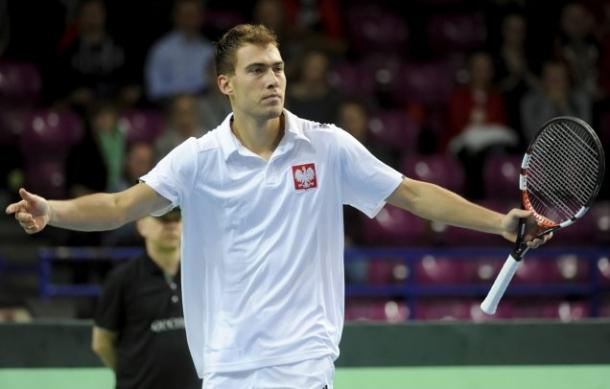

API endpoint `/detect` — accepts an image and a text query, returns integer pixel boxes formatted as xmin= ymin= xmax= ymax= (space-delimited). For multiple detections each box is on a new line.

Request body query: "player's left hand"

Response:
xmin=501 ymin=209 xmax=553 ymax=248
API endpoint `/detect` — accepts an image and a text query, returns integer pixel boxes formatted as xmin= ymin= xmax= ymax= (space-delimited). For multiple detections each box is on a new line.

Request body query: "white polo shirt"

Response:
xmin=141 ymin=110 xmax=403 ymax=376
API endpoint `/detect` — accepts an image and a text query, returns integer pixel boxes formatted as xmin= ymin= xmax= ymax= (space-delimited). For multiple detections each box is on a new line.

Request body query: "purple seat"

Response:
xmin=0 ymin=62 xmax=42 ymax=106
xmin=414 ymin=299 xmax=472 ymax=321
xmin=346 ymin=6 xmax=408 ymax=53
xmin=367 ymin=258 xmax=409 ymax=285
xmin=600 ymin=298 xmax=610 ymax=318
xmin=21 ymin=110 xmax=83 ymax=159
xmin=118 ymin=110 xmax=165 ymax=144
xmin=414 ymin=256 xmax=471 ymax=284
xmin=24 ymin=159 xmax=67 ymax=198
xmin=368 ymin=110 xmax=419 ymax=152
xmin=597 ymin=257 xmax=610 ymax=285
xmin=427 ymin=13 xmax=486 ymax=53
xmin=328 ymin=62 xmax=375 ymax=99
xmin=400 ymin=153 xmax=464 ymax=193
xmin=483 ymin=154 xmax=522 ymax=199
xmin=361 ymin=205 xmax=428 ymax=245
xmin=511 ymin=299 xmax=589 ymax=321
xmin=512 ymin=257 xmax=555 ymax=284
xmin=0 ymin=110 xmax=26 ymax=146
xmin=400 ymin=61 xmax=455 ymax=105
xmin=345 ymin=299 xmax=409 ymax=322
xmin=591 ymin=202 xmax=610 ymax=244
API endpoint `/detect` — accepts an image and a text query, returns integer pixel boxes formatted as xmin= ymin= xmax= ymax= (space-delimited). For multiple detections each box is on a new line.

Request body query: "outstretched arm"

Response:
xmin=386 ymin=178 xmax=550 ymax=248
xmin=5 ymin=183 xmax=171 ymax=234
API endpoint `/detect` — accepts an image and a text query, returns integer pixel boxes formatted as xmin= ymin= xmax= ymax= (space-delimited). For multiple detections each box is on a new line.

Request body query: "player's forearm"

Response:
xmin=94 ymin=345 xmax=117 ymax=370
xmin=388 ymin=179 xmax=505 ymax=235
xmin=48 ymin=192 xmax=128 ymax=231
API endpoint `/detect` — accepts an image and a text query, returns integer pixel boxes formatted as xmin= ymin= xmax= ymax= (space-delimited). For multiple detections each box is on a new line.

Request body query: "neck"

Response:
xmin=146 ymin=242 xmax=180 ymax=276
xmin=231 ymin=111 xmax=284 ymax=160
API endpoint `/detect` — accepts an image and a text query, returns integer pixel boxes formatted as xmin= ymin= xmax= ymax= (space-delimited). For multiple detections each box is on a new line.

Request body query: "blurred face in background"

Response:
xmin=254 ymin=0 xmax=285 ymax=32
xmin=542 ymin=62 xmax=570 ymax=96
xmin=169 ymin=95 xmax=199 ymax=136
xmin=78 ymin=0 xmax=106 ymax=35
xmin=92 ymin=107 xmax=118 ymax=134
xmin=220 ymin=43 xmax=285 ymax=121
xmin=174 ymin=0 xmax=203 ymax=37
xmin=561 ymin=3 xmax=594 ymax=40
xmin=137 ymin=214 xmax=182 ymax=252
xmin=301 ymin=51 xmax=330 ymax=84
xmin=126 ymin=143 xmax=154 ymax=181
xmin=469 ymin=52 xmax=494 ymax=88
xmin=503 ymin=14 xmax=526 ymax=48
xmin=338 ymin=102 xmax=368 ymax=142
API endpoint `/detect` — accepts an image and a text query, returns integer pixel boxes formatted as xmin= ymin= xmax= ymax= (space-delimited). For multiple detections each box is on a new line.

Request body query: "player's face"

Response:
xmin=139 ymin=217 xmax=182 ymax=251
xmin=220 ymin=43 xmax=286 ymax=121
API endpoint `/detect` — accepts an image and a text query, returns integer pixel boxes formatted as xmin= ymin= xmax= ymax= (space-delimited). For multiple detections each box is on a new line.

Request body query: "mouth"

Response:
xmin=262 ymin=94 xmax=282 ymax=103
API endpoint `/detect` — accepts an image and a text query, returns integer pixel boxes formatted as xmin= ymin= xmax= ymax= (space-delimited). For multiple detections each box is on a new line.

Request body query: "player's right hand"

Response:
xmin=5 ymin=188 xmax=50 ymax=234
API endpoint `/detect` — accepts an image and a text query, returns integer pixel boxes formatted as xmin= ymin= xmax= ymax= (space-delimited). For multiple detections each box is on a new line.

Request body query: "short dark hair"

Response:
xmin=214 ymin=24 xmax=279 ymax=76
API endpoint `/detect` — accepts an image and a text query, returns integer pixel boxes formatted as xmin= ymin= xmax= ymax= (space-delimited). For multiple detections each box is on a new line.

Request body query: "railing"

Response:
xmin=37 ymin=246 xmax=610 ymax=316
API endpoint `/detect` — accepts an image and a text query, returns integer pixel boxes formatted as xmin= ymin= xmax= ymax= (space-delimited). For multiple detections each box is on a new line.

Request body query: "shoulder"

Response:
xmin=103 ymin=258 xmax=139 ymax=289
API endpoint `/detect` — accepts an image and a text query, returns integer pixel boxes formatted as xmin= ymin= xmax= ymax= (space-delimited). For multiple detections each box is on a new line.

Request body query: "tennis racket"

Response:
xmin=480 ymin=116 xmax=606 ymax=315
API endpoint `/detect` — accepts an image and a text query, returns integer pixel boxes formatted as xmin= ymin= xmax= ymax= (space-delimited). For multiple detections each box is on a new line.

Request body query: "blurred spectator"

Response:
xmin=66 ymin=100 xmax=125 ymax=196
xmin=447 ymin=51 xmax=517 ymax=198
xmin=53 ymin=0 xmax=141 ymax=110
xmin=155 ymin=94 xmax=203 ymax=161
xmin=197 ymin=63 xmax=231 ymax=132
xmin=286 ymin=50 xmax=341 ymax=124
xmin=494 ymin=13 xmax=540 ymax=140
xmin=521 ymin=61 xmax=592 ymax=142
xmin=145 ymin=0 xmax=213 ymax=102
xmin=556 ymin=2 xmax=602 ymax=99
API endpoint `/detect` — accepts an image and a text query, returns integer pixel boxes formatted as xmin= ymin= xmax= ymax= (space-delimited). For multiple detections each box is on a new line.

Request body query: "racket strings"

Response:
xmin=525 ymin=120 xmax=602 ymax=223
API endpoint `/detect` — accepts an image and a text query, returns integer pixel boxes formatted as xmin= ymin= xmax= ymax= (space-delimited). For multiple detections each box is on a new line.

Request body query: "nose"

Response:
xmin=264 ymin=68 xmax=280 ymax=89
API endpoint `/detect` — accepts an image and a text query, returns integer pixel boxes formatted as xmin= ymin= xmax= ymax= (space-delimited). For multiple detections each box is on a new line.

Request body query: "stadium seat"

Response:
xmin=414 ymin=256 xmax=471 ymax=284
xmin=361 ymin=205 xmax=429 ymax=245
xmin=414 ymin=299 xmax=472 ymax=321
xmin=367 ymin=258 xmax=409 ymax=285
xmin=118 ymin=110 xmax=165 ymax=144
xmin=483 ymin=154 xmax=522 ymax=199
xmin=510 ymin=299 xmax=589 ymax=321
xmin=400 ymin=153 xmax=464 ymax=193
xmin=368 ymin=110 xmax=419 ymax=152
xmin=591 ymin=202 xmax=610 ymax=244
xmin=399 ymin=61 xmax=455 ymax=105
xmin=598 ymin=257 xmax=610 ymax=285
xmin=345 ymin=299 xmax=409 ymax=322
xmin=0 ymin=109 xmax=26 ymax=146
xmin=328 ymin=62 xmax=375 ymax=100
xmin=0 ymin=61 xmax=42 ymax=106
xmin=20 ymin=110 xmax=83 ymax=158
xmin=23 ymin=159 xmax=67 ymax=199
xmin=427 ymin=13 xmax=486 ymax=53
xmin=346 ymin=5 xmax=408 ymax=53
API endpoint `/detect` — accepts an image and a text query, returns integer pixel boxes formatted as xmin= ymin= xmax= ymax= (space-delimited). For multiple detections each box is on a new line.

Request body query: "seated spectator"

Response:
xmin=521 ymin=61 xmax=592 ymax=142
xmin=447 ymin=51 xmax=517 ymax=198
xmin=66 ymin=101 xmax=125 ymax=196
xmin=53 ymin=0 xmax=141 ymax=110
xmin=286 ymin=50 xmax=341 ymax=124
xmin=197 ymin=63 xmax=231 ymax=133
xmin=145 ymin=0 xmax=214 ymax=102
xmin=494 ymin=13 xmax=540 ymax=141
xmin=155 ymin=94 xmax=203 ymax=160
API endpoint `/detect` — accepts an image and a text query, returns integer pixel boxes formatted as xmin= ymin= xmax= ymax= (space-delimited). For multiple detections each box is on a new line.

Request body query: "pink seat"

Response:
xmin=414 ymin=256 xmax=471 ymax=284
xmin=427 ymin=13 xmax=486 ymax=53
xmin=414 ymin=299 xmax=472 ymax=321
xmin=21 ymin=110 xmax=83 ymax=158
xmin=483 ymin=154 xmax=522 ymax=199
xmin=400 ymin=61 xmax=455 ymax=105
xmin=345 ymin=299 xmax=409 ymax=322
xmin=0 ymin=61 xmax=42 ymax=106
xmin=368 ymin=110 xmax=419 ymax=152
xmin=510 ymin=299 xmax=589 ymax=320
xmin=400 ymin=153 xmax=465 ymax=193
xmin=590 ymin=202 xmax=610 ymax=244
xmin=24 ymin=159 xmax=67 ymax=198
xmin=328 ymin=62 xmax=375 ymax=99
xmin=361 ymin=205 xmax=428 ymax=245
xmin=597 ymin=257 xmax=610 ymax=285
xmin=118 ymin=110 xmax=165 ymax=144
xmin=367 ymin=258 xmax=409 ymax=285
xmin=346 ymin=6 xmax=408 ymax=53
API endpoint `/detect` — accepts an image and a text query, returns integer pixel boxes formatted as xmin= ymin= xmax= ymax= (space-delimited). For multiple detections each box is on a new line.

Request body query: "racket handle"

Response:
xmin=480 ymin=254 xmax=521 ymax=315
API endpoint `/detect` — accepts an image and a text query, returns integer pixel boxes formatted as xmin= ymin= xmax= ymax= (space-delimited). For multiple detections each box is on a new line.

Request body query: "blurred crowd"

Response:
xmin=1 ymin=0 xmax=610 ymax=248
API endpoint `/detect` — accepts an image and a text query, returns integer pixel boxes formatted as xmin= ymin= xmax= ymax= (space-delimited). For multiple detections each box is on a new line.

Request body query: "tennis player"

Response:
xmin=6 ymin=24 xmax=550 ymax=389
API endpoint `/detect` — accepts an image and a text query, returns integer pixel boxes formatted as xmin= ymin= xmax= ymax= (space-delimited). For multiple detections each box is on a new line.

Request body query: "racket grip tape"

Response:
xmin=480 ymin=254 xmax=521 ymax=315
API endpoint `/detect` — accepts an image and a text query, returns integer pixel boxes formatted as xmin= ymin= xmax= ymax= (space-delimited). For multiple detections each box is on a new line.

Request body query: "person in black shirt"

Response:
xmin=91 ymin=208 xmax=201 ymax=389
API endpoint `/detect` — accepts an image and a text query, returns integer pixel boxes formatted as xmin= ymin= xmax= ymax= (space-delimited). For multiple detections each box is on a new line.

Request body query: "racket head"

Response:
xmin=519 ymin=116 xmax=605 ymax=230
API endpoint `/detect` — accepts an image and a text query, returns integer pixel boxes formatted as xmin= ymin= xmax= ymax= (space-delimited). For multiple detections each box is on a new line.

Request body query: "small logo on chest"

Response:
xmin=292 ymin=163 xmax=317 ymax=190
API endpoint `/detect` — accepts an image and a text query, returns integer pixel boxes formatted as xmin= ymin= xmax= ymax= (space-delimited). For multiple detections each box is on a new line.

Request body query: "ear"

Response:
xmin=217 ymin=74 xmax=233 ymax=96
xmin=135 ymin=218 xmax=149 ymax=238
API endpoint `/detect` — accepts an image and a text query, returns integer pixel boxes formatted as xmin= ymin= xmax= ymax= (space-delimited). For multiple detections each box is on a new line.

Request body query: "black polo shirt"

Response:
xmin=95 ymin=254 xmax=201 ymax=389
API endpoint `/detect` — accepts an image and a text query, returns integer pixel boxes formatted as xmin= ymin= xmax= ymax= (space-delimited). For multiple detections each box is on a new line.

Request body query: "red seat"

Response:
xmin=361 ymin=205 xmax=429 ymax=245
xmin=510 ymin=299 xmax=589 ymax=321
xmin=400 ymin=153 xmax=464 ymax=193
xmin=368 ymin=110 xmax=419 ymax=152
xmin=483 ymin=154 xmax=522 ymax=199
xmin=345 ymin=299 xmax=409 ymax=322
xmin=427 ymin=13 xmax=486 ymax=53
xmin=118 ymin=110 xmax=165 ymax=144
xmin=346 ymin=5 xmax=409 ymax=53
xmin=400 ymin=61 xmax=455 ymax=105
xmin=367 ymin=258 xmax=409 ymax=285
xmin=414 ymin=256 xmax=471 ymax=284
xmin=414 ymin=299 xmax=472 ymax=321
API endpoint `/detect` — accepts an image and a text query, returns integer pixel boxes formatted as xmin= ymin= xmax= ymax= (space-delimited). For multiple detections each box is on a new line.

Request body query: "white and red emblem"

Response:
xmin=292 ymin=163 xmax=317 ymax=190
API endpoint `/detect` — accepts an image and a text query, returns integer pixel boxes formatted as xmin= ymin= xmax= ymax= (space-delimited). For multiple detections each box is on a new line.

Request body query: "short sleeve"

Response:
xmin=335 ymin=127 xmax=404 ymax=218
xmin=140 ymin=137 xmax=198 ymax=215
xmin=94 ymin=267 xmax=126 ymax=331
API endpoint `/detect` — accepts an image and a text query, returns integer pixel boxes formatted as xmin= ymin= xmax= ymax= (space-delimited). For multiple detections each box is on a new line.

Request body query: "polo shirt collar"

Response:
xmin=217 ymin=109 xmax=311 ymax=162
